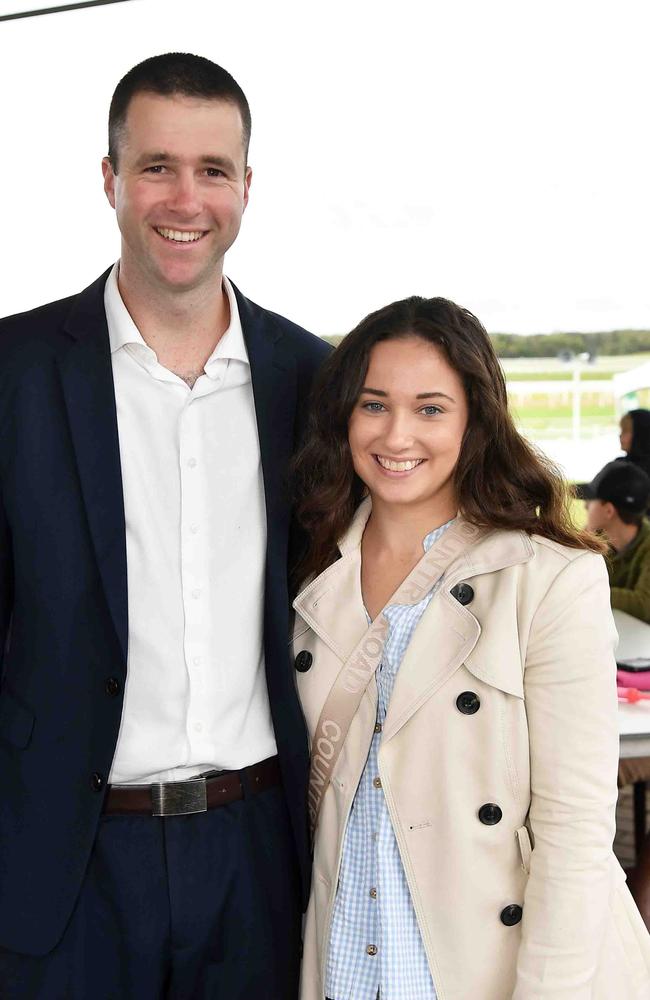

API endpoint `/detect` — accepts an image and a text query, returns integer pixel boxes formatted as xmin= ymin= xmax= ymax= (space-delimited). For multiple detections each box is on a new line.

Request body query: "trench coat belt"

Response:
xmin=103 ymin=755 xmax=281 ymax=816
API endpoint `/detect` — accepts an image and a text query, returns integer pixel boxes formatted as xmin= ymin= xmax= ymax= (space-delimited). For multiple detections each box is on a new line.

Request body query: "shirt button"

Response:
xmin=194 ymin=722 xmax=203 ymax=732
xmin=188 ymin=457 xmax=197 ymax=468
xmin=191 ymin=588 xmax=201 ymax=599
xmin=189 ymin=524 xmax=199 ymax=535
xmin=193 ymin=656 xmax=202 ymax=666
xmin=369 ymin=887 xmax=377 ymax=899
xmin=366 ymin=944 xmax=378 ymax=956
xmin=372 ymin=777 xmax=382 ymax=789
xmin=374 ymin=723 xmax=382 ymax=734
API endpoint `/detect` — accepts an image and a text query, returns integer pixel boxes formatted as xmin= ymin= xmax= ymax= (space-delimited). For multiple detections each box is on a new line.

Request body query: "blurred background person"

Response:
xmin=584 ymin=461 xmax=650 ymax=622
xmin=618 ymin=409 xmax=650 ymax=479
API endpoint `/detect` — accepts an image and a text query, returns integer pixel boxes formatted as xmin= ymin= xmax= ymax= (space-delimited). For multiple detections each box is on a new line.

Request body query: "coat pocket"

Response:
xmin=0 ymin=687 xmax=35 ymax=750
xmin=515 ymin=824 xmax=534 ymax=874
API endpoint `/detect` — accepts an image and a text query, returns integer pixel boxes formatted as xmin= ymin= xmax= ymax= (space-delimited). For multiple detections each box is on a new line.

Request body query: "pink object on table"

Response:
xmin=618 ymin=686 xmax=650 ymax=703
xmin=617 ymin=668 xmax=650 ymax=690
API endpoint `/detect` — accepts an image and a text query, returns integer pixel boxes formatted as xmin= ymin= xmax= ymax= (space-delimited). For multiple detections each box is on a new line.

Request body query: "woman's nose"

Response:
xmin=382 ymin=413 xmax=415 ymax=451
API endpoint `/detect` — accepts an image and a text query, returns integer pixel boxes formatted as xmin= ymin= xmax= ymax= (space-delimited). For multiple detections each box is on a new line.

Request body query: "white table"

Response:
xmin=614 ymin=610 xmax=650 ymax=758
xmin=619 ymin=703 xmax=650 ymax=759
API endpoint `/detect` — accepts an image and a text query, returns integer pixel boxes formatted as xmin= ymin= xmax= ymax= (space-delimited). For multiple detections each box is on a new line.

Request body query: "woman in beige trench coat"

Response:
xmin=291 ymin=296 xmax=650 ymax=1000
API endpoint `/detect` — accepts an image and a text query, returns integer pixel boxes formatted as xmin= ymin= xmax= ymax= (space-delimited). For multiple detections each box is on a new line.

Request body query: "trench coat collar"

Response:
xmin=294 ymin=500 xmax=534 ymax=735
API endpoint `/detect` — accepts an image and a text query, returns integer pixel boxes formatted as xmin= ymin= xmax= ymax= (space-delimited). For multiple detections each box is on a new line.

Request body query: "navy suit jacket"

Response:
xmin=0 ymin=269 xmax=330 ymax=955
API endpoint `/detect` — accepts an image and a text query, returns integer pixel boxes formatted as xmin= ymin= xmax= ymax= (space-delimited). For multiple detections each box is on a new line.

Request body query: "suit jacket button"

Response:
xmin=295 ymin=650 xmax=313 ymax=673
xmin=105 ymin=677 xmax=120 ymax=697
xmin=90 ymin=772 xmax=104 ymax=792
xmin=500 ymin=904 xmax=523 ymax=926
xmin=456 ymin=691 xmax=480 ymax=714
xmin=478 ymin=803 xmax=502 ymax=825
xmin=450 ymin=582 xmax=474 ymax=605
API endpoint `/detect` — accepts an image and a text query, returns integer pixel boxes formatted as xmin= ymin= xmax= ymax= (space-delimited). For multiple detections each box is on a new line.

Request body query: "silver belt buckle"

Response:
xmin=151 ymin=778 xmax=208 ymax=817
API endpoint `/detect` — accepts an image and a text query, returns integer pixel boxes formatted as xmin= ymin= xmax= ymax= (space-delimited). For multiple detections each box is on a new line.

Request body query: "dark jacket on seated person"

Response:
xmin=607 ymin=518 xmax=650 ymax=622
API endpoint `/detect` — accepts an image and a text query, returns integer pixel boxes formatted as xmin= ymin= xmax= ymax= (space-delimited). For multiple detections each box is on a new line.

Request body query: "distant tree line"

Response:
xmin=488 ymin=330 xmax=650 ymax=358
xmin=323 ymin=329 xmax=650 ymax=356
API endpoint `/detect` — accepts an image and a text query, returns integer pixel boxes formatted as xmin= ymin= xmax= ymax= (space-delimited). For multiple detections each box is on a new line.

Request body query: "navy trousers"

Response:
xmin=0 ymin=783 xmax=301 ymax=999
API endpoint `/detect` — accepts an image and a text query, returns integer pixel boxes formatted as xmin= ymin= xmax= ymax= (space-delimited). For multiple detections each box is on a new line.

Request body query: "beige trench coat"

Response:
xmin=293 ymin=500 xmax=650 ymax=1000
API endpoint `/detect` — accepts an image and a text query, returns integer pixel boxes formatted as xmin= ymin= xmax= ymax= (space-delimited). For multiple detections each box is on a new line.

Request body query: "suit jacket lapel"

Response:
xmin=233 ymin=285 xmax=297 ymax=551
xmin=57 ymin=270 xmax=128 ymax=665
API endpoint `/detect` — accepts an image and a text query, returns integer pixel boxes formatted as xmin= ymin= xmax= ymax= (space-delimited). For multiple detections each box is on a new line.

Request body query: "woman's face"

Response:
xmin=348 ymin=335 xmax=468 ymax=519
xmin=620 ymin=415 xmax=633 ymax=453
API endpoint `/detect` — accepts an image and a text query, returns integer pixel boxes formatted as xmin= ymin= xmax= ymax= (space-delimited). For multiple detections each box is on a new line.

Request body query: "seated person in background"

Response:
xmin=575 ymin=407 xmax=650 ymax=500
xmin=585 ymin=460 xmax=650 ymax=622
xmin=620 ymin=408 xmax=650 ymax=479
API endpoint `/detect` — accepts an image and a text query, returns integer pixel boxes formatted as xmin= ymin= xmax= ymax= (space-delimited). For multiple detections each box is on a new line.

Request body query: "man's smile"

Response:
xmin=154 ymin=227 xmax=208 ymax=243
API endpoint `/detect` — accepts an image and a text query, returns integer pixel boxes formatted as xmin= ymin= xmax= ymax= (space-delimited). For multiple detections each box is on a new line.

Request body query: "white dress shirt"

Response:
xmin=104 ymin=263 xmax=277 ymax=784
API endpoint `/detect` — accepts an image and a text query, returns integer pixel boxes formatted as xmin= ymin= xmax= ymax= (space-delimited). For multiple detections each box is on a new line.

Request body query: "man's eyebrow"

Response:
xmin=198 ymin=155 xmax=237 ymax=172
xmin=134 ymin=152 xmax=176 ymax=166
xmin=133 ymin=152 xmax=238 ymax=173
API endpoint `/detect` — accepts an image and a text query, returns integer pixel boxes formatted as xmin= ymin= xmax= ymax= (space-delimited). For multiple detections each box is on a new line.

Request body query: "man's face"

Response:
xmin=102 ymin=92 xmax=251 ymax=295
xmin=585 ymin=498 xmax=613 ymax=534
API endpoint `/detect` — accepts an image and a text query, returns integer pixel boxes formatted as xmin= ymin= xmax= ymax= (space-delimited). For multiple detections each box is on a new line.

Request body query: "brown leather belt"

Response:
xmin=103 ymin=755 xmax=281 ymax=817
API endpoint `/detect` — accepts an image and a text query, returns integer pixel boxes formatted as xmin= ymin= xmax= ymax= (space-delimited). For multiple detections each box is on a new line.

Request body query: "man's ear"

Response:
xmin=243 ymin=165 xmax=252 ymax=211
xmin=602 ymin=501 xmax=618 ymax=521
xmin=102 ymin=157 xmax=116 ymax=209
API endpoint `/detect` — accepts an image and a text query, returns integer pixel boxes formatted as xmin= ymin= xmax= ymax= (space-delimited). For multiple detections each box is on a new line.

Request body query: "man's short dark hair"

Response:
xmin=618 ymin=509 xmax=646 ymax=527
xmin=108 ymin=52 xmax=252 ymax=173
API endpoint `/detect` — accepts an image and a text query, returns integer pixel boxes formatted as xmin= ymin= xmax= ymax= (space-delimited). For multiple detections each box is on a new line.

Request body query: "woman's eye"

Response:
xmin=420 ymin=405 xmax=442 ymax=416
xmin=362 ymin=401 xmax=385 ymax=412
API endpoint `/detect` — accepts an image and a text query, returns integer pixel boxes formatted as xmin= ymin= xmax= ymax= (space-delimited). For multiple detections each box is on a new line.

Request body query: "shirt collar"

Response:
xmin=103 ymin=262 xmax=249 ymax=371
xmin=423 ymin=517 xmax=455 ymax=552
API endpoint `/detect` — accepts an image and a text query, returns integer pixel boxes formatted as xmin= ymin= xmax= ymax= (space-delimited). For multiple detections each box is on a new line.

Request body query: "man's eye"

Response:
xmin=145 ymin=165 xmax=165 ymax=174
xmin=205 ymin=168 xmax=225 ymax=178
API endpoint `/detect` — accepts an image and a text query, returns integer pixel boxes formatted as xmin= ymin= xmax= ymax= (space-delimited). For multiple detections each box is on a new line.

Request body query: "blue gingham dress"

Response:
xmin=325 ymin=521 xmax=452 ymax=1000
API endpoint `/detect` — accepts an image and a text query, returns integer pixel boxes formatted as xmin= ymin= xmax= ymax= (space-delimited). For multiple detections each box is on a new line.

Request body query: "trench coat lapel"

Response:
xmin=296 ymin=507 xmax=535 ymax=742
xmin=57 ymin=269 xmax=128 ymax=665
xmin=293 ymin=499 xmax=371 ymax=664
xmin=384 ymin=530 xmax=534 ymax=741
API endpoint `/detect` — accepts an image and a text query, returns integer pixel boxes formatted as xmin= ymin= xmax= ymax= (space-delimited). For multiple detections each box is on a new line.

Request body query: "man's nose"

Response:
xmin=166 ymin=172 xmax=202 ymax=217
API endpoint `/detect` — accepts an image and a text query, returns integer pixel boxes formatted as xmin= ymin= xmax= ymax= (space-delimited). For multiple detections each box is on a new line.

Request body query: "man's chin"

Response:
xmin=152 ymin=263 xmax=222 ymax=296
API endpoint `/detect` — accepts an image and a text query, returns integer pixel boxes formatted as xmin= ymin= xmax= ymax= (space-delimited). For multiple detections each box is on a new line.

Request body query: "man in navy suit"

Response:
xmin=0 ymin=53 xmax=329 ymax=998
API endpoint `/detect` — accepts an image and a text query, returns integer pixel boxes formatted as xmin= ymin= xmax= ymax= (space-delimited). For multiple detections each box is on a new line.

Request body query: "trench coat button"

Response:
xmin=456 ymin=691 xmax=480 ymax=714
xmin=450 ymin=582 xmax=474 ymax=605
xmin=295 ymin=650 xmax=313 ymax=672
xmin=105 ymin=677 xmax=120 ymax=697
xmin=500 ymin=904 xmax=523 ymax=926
xmin=90 ymin=772 xmax=104 ymax=792
xmin=478 ymin=803 xmax=502 ymax=825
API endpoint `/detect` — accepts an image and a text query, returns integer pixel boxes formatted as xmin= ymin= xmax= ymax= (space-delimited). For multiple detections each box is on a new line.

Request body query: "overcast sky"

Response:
xmin=1 ymin=0 xmax=648 ymax=336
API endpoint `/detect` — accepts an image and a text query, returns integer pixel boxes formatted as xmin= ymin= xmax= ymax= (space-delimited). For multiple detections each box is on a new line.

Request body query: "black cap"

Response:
xmin=583 ymin=460 xmax=650 ymax=513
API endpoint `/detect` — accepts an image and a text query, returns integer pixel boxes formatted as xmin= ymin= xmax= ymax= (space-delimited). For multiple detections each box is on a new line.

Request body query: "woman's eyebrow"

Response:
xmin=360 ymin=387 xmax=388 ymax=396
xmin=416 ymin=391 xmax=455 ymax=402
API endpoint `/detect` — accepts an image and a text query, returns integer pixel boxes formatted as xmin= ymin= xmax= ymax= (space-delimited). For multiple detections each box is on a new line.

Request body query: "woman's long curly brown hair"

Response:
xmin=292 ymin=295 xmax=604 ymax=584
